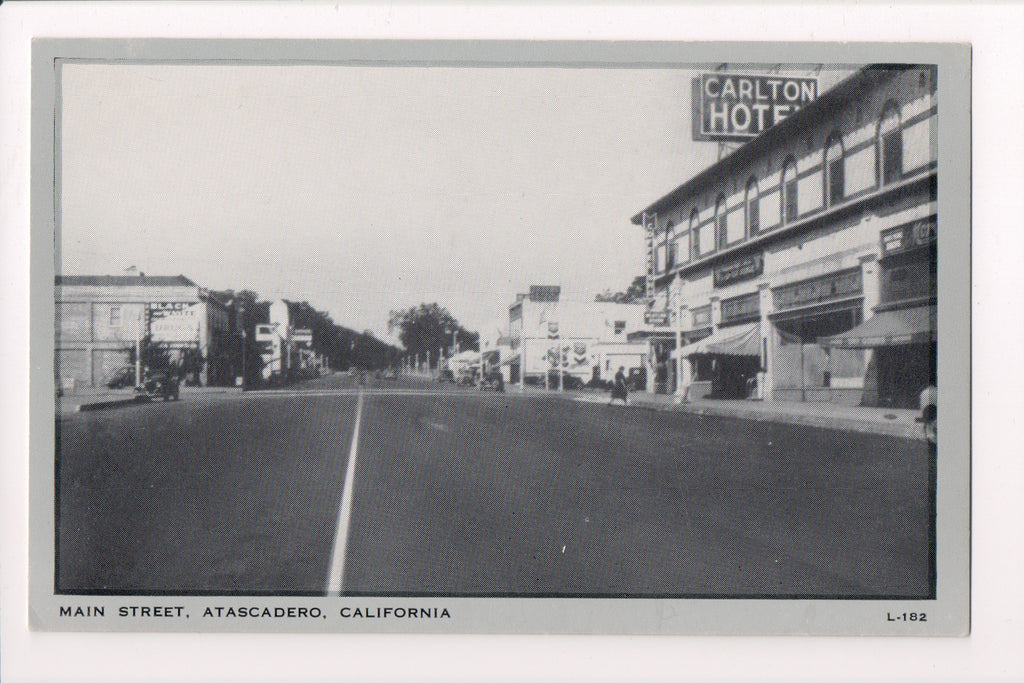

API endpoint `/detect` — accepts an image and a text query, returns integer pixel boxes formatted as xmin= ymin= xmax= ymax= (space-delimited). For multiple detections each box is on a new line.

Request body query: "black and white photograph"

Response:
xmin=22 ymin=37 xmax=972 ymax=641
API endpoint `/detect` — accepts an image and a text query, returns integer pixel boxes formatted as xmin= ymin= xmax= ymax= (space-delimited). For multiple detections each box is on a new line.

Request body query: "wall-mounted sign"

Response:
xmin=714 ymin=253 xmax=764 ymax=288
xmin=644 ymin=310 xmax=670 ymax=326
xmin=292 ymin=328 xmax=313 ymax=344
xmin=693 ymin=73 xmax=818 ymax=142
xmin=773 ymin=268 xmax=863 ymax=311
xmin=881 ymin=216 xmax=937 ymax=257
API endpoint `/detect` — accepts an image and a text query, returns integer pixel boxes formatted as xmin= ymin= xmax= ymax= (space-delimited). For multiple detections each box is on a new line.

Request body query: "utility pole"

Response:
xmin=240 ymin=306 xmax=246 ymax=391
xmin=134 ymin=305 xmax=143 ymax=387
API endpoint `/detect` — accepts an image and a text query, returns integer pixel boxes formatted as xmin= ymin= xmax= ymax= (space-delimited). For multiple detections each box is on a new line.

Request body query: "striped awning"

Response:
xmin=676 ymin=322 xmax=760 ymax=358
xmin=818 ymin=305 xmax=935 ymax=349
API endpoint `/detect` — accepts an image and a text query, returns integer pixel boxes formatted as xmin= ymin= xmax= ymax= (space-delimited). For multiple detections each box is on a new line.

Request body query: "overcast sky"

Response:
xmin=58 ymin=62 xmax=853 ymax=343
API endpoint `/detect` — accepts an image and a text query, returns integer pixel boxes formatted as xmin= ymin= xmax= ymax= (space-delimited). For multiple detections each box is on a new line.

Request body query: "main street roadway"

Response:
xmin=56 ymin=373 xmax=934 ymax=598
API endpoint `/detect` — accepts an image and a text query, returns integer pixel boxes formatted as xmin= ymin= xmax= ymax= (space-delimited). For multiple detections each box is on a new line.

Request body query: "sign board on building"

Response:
xmin=880 ymin=216 xmax=938 ymax=257
xmin=714 ymin=253 xmax=764 ymax=288
xmin=773 ymin=268 xmax=863 ymax=311
xmin=693 ymin=73 xmax=818 ymax=142
xmin=644 ymin=309 xmax=670 ymax=326
xmin=148 ymin=302 xmax=201 ymax=343
xmin=292 ymin=328 xmax=313 ymax=344
xmin=529 ymin=285 xmax=561 ymax=303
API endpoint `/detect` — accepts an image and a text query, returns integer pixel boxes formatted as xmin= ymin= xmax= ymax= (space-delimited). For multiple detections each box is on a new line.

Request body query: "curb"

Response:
xmin=557 ymin=390 xmax=921 ymax=440
xmin=674 ymin=403 xmax=920 ymax=440
xmin=75 ymin=397 xmax=145 ymax=413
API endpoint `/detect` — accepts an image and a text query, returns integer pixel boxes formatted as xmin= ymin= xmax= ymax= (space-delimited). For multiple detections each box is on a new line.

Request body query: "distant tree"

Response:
xmin=389 ymin=303 xmax=479 ymax=367
xmin=595 ymin=275 xmax=647 ymax=304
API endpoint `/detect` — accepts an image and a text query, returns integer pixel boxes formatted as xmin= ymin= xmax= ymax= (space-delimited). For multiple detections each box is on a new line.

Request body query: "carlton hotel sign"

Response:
xmin=693 ymin=73 xmax=818 ymax=142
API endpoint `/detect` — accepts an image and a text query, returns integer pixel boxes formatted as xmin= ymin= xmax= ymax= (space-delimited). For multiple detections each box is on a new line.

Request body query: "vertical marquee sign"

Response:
xmin=692 ymin=73 xmax=818 ymax=142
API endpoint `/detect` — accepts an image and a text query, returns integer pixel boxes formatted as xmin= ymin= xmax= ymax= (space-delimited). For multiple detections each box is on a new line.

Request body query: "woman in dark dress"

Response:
xmin=610 ymin=366 xmax=629 ymax=405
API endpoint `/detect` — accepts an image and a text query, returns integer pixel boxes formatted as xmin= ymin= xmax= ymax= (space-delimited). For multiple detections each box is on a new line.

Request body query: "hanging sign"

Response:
xmin=644 ymin=310 xmax=670 ymax=326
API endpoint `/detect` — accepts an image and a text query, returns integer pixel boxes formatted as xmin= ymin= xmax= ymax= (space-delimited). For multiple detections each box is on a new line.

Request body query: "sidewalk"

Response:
xmin=519 ymin=386 xmax=923 ymax=440
xmin=57 ymin=385 xmax=242 ymax=415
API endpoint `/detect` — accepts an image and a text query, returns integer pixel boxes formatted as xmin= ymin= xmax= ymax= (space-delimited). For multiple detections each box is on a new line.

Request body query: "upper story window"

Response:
xmin=745 ymin=177 xmax=759 ymax=236
xmin=109 ymin=305 xmax=122 ymax=327
xmin=824 ymin=133 xmax=845 ymax=207
xmin=714 ymin=194 xmax=727 ymax=251
xmin=879 ymin=102 xmax=903 ymax=186
xmin=665 ymin=220 xmax=675 ymax=271
xmin=690 ymin=209 xmax=701 ymax=260
xmin=781 ymin=157 xmax=798 ymax=224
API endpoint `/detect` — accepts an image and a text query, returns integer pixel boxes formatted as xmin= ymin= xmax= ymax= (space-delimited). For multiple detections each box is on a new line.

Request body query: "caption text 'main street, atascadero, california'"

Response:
xmin=59 ymin=603 xmax=452 ymax=621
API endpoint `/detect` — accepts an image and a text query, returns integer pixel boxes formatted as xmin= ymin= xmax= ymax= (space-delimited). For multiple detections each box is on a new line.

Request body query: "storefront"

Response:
xmin=678 ymin=321 xmax=761 ymax=399
xmin=769 ymin=267 xmax=867 ymax=404
xmin=820 ymin=217 xmax=936 ymax=408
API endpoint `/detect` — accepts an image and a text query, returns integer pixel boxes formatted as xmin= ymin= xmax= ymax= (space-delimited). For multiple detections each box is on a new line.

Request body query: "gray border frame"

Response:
xmin=30 ymin=39 xmax=970 ymax=634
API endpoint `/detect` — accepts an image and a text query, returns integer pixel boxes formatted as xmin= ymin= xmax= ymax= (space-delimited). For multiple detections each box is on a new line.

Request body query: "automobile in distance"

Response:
xmin=545 ymin=369 xmax=584 ymax=390
xmin=106 ymin=366 xmax=136 ymax=389
xmin=479 ymin=371 xmax=504 ymax=392
xmin=134 ymin=372 xmax=180 ymax=402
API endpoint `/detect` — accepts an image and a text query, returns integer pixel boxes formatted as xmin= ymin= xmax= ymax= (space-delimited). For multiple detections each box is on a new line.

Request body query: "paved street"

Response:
xmin=56 ymin=373 xmax=934 ymax=598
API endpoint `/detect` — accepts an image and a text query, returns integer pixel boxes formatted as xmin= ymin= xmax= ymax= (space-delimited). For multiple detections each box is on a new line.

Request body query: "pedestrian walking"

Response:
xmin=610 ymin=366 xmax=629 ymax=406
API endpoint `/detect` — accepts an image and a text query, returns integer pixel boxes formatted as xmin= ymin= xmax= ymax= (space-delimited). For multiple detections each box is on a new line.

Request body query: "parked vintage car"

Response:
xmin=134 ymin=372 xmax=180 ymax=402
xmin=106 ymin=366 xmax=136 ymax=389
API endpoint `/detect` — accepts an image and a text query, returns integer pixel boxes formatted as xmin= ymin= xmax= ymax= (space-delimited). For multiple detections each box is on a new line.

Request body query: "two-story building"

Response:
xmin=507 ymin=285 xmax=649 ymax=387
xmin=630 ymin=65 xmax=937 ymax=407
xmin=55 ymin=271 xmax=235 ymax=389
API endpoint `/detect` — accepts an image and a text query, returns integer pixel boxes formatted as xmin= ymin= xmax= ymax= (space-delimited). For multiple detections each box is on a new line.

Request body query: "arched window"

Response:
xmin=745 ymin=177 xmax=759 ymax=236
xmin=824 ymin=133 xmax=845 ymax=207
xmin=878 ymin=102 xmax=902 ymax=186
xmin=665 ymin=220 xmax=675 ymax=271
xmin=715 ymin=194 xmax=727 ymax=251
xmin=690 ymin=209 xmax=700 ymax=259
xmin=781 ymin=157 xmax=798 ymax=224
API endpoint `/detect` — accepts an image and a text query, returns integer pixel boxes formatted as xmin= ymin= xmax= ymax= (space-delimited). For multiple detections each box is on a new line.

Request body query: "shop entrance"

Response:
xmin=771 ymin=305 xmax=865 ymax=403
xmin=876 ymin=341 xmax=936 ymax=408
xmin=710 ymin=354 xmax=761 ymax=398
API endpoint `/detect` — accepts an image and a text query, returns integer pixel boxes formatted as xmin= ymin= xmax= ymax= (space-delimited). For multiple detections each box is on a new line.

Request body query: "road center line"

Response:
xmin=326 ymin=390 xmax=364 ymax=596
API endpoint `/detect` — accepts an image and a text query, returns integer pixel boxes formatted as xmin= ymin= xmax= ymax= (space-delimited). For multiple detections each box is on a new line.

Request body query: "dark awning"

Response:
xmin=676 ymin=322 xmax=760 ymax=358
xmin=818 ymin=305 xmax=935 ymax=348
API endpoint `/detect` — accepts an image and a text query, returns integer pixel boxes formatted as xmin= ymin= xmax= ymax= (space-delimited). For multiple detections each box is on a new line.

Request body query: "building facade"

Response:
xmin=55 ymin=273 xmax=236 ymax=389
xmin=631 ymin=65 xmax=937 ymax=407
xmin=507 ymin=286 xmax=649 ymax=387
xmin=255 ymin=299 xmax=322 ymax=381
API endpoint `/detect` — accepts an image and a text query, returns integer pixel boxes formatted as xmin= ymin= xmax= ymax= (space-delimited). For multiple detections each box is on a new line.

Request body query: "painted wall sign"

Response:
xmin=714 ymin=253 xmax=764 ymax=288
xmin=693 ymin=73 xmax=818 ymax=142
xmin=148 ymin=302 xmax=201 ymax=343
